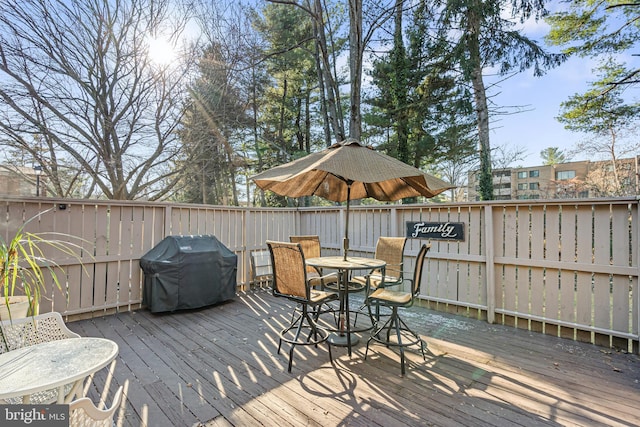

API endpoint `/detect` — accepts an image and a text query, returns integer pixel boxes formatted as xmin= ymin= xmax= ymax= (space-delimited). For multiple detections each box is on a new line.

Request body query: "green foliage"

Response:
xmin=545 ymin=0 xmax=640 ymax=88
xmin=545 ymin=1 xmax=640 ymax=57
xmin=556 ymin=62 xmax=640 ymax=195
xmin=177 ymin=43 xmax=250 ymax=205
xmin=253 ymin=3 xmax=318 ymax=154
xmin=540 ymin=147 xmax=567 ymax=165
xmin=365 ymin=0 xmax=476 ymax=180
xmin=557 ymin=62 xmax=640 ymax=136
xmin=434 ymin=0 xmax=566 ymax=79
xmin=478 ymin=148 xmax=493 ymax=200
xmin=428 ymin=0 xmax=565 ymax=201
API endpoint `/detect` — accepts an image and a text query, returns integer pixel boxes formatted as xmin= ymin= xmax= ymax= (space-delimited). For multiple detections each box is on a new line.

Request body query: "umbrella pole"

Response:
xmin=343 ymin=183 xmax=351 ymax=261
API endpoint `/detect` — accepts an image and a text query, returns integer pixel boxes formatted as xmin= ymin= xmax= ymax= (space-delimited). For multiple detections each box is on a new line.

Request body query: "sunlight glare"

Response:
xmin=147 ymin=36 xmax=175 ymax=65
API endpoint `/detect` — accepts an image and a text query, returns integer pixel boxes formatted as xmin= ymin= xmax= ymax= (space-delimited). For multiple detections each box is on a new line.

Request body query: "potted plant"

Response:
xmin=0 ymin=210 xmax=85 ymax=321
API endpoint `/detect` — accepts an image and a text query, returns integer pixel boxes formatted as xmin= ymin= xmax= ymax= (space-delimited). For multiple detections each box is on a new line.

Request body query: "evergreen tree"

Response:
xmin=365 ymin=0 xmax=476 ymax=199
xmin=430 ymin=0 xmax=565 ymax=200
xmin=546 ymin=0 xmax=640 ymax=90
xmin=557 ymin=63 xmax=640 ymax=195
xmin=253 ymin=3 xmax=318 ymax=160
xmin=177 ymin=44 xmax=250 ymax=205
xmin=540 ymin=147 xmax=567 ymax=165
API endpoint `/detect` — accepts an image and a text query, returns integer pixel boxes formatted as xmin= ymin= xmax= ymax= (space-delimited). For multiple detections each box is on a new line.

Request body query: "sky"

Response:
xmin=487 ymin=55 xmax=594 ymax=168
xmin=485 ymin=10 xmax=638 ymax=168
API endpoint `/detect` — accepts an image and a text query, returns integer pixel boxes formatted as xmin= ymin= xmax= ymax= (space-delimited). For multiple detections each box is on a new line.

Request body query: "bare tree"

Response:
xmin=491 ymin=142 xmax=527 ymax=196
xmin=0 ymin=0 xmax=197 ymax=200
xmin=491 ymin=143 xmax=527 ymax=171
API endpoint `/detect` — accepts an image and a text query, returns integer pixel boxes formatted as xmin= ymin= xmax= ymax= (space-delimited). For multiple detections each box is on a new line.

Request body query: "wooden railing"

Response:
xmin=1 ymin=195 xmax=637 ymax=352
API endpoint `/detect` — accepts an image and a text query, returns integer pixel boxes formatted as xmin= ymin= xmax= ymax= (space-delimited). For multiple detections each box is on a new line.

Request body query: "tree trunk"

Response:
xmin=278 ymin=78 xmax=288 ymax=145
xmin=312 ymin=18 xmax=333 ymax=147
xmin=393 ymin=0 xmax=409 ymax=164
xmin=467 ymin=1 xmax=493 ymax=200
xmin=251 ymin=67 xmax=267 ymax=206
xmin=313 ymin=0 xmax=345 ymax=142
xmin=349 ymin=0 xmax=363 ymax=141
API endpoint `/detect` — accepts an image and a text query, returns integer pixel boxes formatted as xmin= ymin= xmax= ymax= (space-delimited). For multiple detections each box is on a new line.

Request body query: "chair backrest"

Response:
xmin=412 ymin=244 xmax=431 ymax=297
xmin=0 ymin=311 xmax=80 ymax=354
xmin=289 ymin=235 xmax=321 ymax=275
xmin=266 ymin=240 xmax=308 ymax=300
xmin=374 ymin=237 xmax=407 ymax=280
xmin=250 ymin=249 xmax=273 ymax=286
xmin=69 ymin=385 xmax=123 ymax=427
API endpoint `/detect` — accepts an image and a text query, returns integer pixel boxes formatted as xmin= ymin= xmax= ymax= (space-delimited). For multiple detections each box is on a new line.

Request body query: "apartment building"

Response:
xmin=468 ymin=157 xmax=639 ymax=200
xmin=0 ymin=165 xmax=45 ymax=197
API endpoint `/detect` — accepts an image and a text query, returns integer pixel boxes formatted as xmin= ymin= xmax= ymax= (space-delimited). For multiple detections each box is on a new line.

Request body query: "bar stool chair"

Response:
xmin=290 ymin=235 xmax=339 ymax=321
xmin=353 ymin=236 xmax=407 ymax=292
xmin=267 ymin=240 xmax=339 ymax=372
xmin=352 ymin=236 xmax=407 ymax=324
xmin=364 ymin=243 xmax=430 ymax=375
xmin=289 ymin=235 xmax=339 ymax=290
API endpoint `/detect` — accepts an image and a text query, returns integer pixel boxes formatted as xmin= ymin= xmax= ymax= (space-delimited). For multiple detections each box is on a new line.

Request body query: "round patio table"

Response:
xmin=0 ymin=337 xmax=119 ymax=404
xmin=306 ymin=256 xmax=386 ymax=357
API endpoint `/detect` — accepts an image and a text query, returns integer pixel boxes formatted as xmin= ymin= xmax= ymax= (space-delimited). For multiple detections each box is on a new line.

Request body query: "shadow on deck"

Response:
xmin=68 ymin=289 xmax=640 ymax=427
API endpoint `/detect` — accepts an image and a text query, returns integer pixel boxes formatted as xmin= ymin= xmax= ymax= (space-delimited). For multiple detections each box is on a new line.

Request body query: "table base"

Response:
xmin=328 ymin=333 xmax=359 ymax=347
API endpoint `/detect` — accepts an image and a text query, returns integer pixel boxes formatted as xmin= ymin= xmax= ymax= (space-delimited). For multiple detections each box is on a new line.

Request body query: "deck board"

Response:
xmin=66 ymin=289 xmax=640 ymax=427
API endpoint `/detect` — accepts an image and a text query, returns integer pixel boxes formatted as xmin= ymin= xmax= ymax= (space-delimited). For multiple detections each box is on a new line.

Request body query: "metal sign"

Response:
xmin=406 ymin=221 xmax=465 ymax=241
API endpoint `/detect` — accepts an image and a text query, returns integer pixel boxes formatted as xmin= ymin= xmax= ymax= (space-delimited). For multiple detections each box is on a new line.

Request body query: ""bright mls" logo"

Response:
xmin=2 ymin=406 xmax=68 ymax=426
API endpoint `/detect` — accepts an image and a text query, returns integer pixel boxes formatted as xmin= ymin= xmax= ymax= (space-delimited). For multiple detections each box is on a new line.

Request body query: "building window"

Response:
xmin=556 ymin=170 xmax=576 ymax=180
xmin=517 ymin=171 xmax=527 ymax=179
xmin=529 ymin=170 xmax=539 ymax=178
xmin=518 ymin=183 xmax=527 ymax=190
xmin=529 ymin=182 xmax=539 ymax=190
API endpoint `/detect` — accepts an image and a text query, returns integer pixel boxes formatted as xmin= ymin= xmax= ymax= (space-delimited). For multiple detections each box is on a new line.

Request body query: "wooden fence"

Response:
xmin=1 ymin=196 xmax=637 ymax=353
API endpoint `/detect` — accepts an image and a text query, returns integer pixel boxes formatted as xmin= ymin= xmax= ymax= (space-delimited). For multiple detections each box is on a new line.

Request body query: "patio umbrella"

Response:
xmin=251 ymin=139 xmax=454 ymax=259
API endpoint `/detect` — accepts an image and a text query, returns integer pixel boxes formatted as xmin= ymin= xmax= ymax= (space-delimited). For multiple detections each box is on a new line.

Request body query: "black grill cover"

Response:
xmin=140 ymin=235 xmax=237 ymax=313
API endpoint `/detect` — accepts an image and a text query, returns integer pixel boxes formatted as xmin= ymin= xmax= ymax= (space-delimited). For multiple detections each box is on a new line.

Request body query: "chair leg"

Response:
xmin=396 ymin=314 xmax=427 ymax=361
xmin=365 ymin=310 xmax=394 ymax=361
xmin=354 ymin=298 xmax=377 ymax=328
xmin=366 ymin=306 xmax=424 ymax=375
xmin=280 ymin=303 xmax=330 ymax=372
xmin=279 ymin=310 xmax=302 ymax=354
xmin=391 ymin=309 xmax=406 ymax=375
xmin=312 ymin=301 xmax=337 ymax=325
xmin=288 ymin=345 xmax=295 ymax=372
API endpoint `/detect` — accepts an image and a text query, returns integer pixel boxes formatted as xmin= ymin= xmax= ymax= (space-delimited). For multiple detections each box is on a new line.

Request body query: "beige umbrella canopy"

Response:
xmin=252 ymin=139 xmax=454 ymax=259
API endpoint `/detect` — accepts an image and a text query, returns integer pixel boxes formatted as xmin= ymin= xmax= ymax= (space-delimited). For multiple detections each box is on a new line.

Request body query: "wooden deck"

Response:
xmin=67 ymin=289 xmax=640 ymax=427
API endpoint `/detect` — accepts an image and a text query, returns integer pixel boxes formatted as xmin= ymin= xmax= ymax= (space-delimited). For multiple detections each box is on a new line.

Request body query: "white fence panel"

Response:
xmin=0 ymin=196 xmax=637 ymax=351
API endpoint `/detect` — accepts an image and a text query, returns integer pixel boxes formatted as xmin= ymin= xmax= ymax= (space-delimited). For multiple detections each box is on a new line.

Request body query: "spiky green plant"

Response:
xmin=1 ymin=210 xmax=86 ymax=320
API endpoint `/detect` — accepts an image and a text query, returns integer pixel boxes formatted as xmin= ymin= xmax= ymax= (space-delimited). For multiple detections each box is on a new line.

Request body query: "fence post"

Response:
xmin=637 ymin=198 xmax=640 ymax=349
xmin=164 ymin=204 xmax=171 ymax=237
xmin=484 ymin=204 xmax=495 ymax=323
xmin=390 ymin=206 xmax=398 ymax=236
xmin=295 ymin=207 xmax=301 ymax=236
xmin=242 ymin=208 xmax=249 ymax=289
